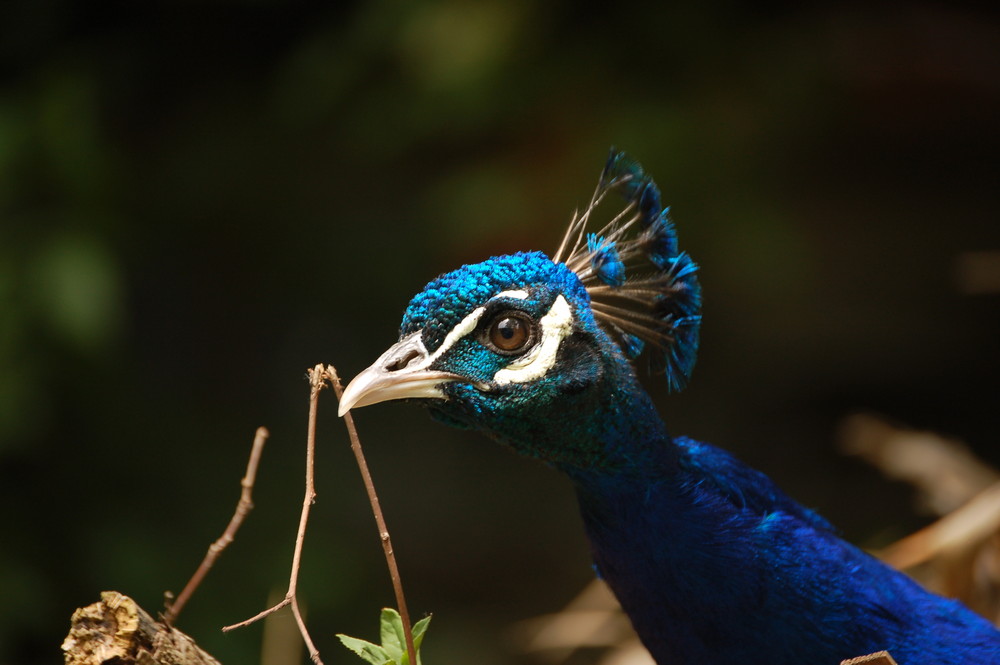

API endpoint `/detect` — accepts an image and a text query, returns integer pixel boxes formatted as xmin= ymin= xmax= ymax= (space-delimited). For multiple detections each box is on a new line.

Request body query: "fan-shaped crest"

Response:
xmin=552 ymin=150 xmax=702 ymax=391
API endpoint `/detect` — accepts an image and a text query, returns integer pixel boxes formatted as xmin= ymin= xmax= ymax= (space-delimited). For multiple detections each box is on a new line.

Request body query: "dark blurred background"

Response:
xmin=1 ymin=2 xmax=998 ymax=663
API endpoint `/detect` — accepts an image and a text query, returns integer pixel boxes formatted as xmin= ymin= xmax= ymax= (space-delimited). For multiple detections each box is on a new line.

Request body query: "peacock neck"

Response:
xmin=567 ymin=442 xmax=757 ymax=664
xmin=558 ymin=373 xmax=765 ymax=663
xmin=557 ymin=359 xmax=680 ymax=480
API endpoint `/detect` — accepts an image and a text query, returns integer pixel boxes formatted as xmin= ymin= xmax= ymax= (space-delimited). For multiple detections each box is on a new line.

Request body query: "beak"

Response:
xmin=338 ymin=332 xmax=462 ymax=416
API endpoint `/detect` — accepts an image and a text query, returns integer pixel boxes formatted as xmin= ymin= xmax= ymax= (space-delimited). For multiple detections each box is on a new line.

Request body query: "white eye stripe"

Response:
xmin=493 ymin=289 xmax=529 ymax=300
xmin=414 ymin=292 xmax=573 ymax=387
xmin=493 ymin=295 xmax=573 ymax=385
xmin=423 ymin=306 xmax=487 ymax=367
xmin=415 ymin=290 xmax=529 ymax=364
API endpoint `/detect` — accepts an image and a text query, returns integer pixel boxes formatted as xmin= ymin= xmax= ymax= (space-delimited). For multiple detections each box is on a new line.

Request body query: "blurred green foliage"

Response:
xmin=1 ymin=1 xmax=998 ymax=664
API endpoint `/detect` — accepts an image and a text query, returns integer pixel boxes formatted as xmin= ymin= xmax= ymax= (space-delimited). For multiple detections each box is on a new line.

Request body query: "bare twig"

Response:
xmin=220 ymin=363 xmax=418 ymax=665
xmin=326 ymin=364 xmax=418 ymax=665
xmin=223 ymin=365 xmax=327 ymax=665
xmin=164 ymin=426 xmax=270 ymax=627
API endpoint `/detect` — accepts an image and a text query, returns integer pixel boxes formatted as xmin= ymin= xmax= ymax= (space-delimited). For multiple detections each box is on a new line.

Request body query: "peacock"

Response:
xmin=338 ymin=150 xmax=1000 ymax=664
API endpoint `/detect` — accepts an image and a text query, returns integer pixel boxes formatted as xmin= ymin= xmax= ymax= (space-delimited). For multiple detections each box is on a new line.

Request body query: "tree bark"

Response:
xmin=63 ymin=591 xmax=221 ymax=665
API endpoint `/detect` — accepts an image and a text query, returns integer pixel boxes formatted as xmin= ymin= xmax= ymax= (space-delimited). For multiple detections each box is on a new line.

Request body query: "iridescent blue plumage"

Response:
xmin=339 ymin=152 xmax=1000 ymax=664
xmin=645 ymin=209 xmax=679 ymax=269
xmin=586 ymin=234 xmax=626 ymax=287
xmin=400 ymin=252 xmax=585 ymax=352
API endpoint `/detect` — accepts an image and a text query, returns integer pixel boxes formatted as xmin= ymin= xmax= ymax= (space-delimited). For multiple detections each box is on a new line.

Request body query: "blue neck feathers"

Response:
xmin=564 ymin=394 xmax=1000 ymax=664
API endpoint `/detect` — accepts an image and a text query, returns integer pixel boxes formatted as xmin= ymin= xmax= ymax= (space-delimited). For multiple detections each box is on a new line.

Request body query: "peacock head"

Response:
xmin=338 ymin=151 xmax=702 ymax=467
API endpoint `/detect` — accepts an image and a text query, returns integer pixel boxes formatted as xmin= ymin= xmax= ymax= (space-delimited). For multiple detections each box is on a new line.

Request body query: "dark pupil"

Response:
xmin=491 ymin=317 xmax=528 ymax=351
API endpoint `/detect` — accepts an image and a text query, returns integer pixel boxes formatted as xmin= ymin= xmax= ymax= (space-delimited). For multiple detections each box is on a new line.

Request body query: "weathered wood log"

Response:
xmin=62 ymin=591 xmax=221 ymax=665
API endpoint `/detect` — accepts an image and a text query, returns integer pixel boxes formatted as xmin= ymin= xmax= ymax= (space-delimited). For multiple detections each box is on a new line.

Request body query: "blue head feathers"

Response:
xmin=338 ymin=150 xmax=702 ymax=424
xmin=337 ymin=150 xmax=699 ymax=465
xmin=400 ymin=252 xmax=591 ymax=353
xmin=403 ymin=149 xmax=702 ymax=392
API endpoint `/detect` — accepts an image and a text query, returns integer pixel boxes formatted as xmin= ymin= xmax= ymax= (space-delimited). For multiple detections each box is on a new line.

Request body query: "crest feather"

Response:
xmin=553 ymin=149 xmax=702 ymax=391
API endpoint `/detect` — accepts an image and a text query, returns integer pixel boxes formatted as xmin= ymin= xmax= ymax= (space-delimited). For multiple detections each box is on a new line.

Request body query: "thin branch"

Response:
xmin=224 ymin=597 xmax=291 ymax=633
xmin=223 ymin=366 xmax=327 ymax=665
xmin=291 ymin=596 xmax=319 ymax=663
xmin=164 ymin=426 xmax=270 ymax=627
xmin=325 ymin=364 xmax=418 ymax=665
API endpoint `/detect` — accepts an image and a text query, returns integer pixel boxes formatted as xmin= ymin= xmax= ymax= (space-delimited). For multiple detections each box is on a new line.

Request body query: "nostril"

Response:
xmin=386 ymin=349 xmax=421 ymax=372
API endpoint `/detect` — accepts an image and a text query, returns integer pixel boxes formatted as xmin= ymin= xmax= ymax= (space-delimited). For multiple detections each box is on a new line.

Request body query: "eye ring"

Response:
xmin=483 ymin=311 xmax=536 ymax=355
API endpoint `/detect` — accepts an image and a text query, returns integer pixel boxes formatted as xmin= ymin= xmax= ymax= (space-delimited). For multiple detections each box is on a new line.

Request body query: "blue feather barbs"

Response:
xmin=554 ymin=149 xmax=702 ymax=391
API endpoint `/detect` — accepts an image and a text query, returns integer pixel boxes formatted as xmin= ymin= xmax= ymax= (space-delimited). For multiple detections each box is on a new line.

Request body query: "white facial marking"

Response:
xmin=409 ymin=289 xmax=570 ymax=390
xmin=494 ymin=289 xmax=529 ymax=300
xmin=493 ymin=295 xmax=574 ymax=385
xmin=411 ymin=291 xmax=528 ymax=368
xmin=418 ymin=306 xmax=486 ymax=368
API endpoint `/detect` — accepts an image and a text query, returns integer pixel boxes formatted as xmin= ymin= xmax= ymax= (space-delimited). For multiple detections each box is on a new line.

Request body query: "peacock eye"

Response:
xmin=486 ymin=313 xmax=534 ymax=354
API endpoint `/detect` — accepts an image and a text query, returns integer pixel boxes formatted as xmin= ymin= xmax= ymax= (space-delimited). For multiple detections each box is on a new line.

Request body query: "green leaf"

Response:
xmin=336 ymin=634 xmax=393 ymax=665
xmin=344 ymin=608 xmax=432 ymax=665
xmin=397 ymin=614 xmax=432 ymax=665
xmin=411 ymin=614 xmax=432 ymax=655
xmin=379 ymin=607 xmax=405 ymax=663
